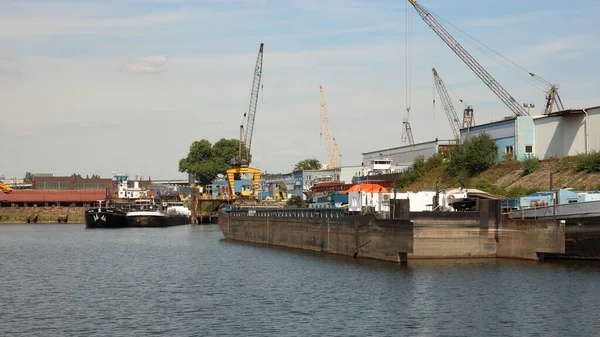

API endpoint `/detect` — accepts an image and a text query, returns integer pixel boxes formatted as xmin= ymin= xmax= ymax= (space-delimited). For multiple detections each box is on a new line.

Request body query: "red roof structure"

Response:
xmin=0 ymin=190 xmax=108 ymax=203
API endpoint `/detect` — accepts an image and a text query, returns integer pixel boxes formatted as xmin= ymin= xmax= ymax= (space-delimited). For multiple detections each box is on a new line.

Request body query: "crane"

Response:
xmin=239 ymin=42 xmax=264 ymax=167
xmin=401 ymin=117 xmax=415 ymax=145
xmin=0 ymin=182 xmax=13 ymax=194
xmin=432 ymin=68 xmax=463 ymax=139
xmin=319 ymin=85 xmax=339 ymax=168
xmin=227 ymin=43 xmax=264 ymax=200
xmin=409 ymin=0 xmax=528 ymax=117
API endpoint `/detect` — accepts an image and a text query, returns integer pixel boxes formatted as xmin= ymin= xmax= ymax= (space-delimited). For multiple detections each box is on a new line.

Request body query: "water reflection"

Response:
xmin=1 ymin=224 xmax=600 ymax=337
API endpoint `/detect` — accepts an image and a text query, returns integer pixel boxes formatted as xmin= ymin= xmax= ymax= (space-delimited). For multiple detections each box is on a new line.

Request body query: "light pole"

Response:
xmin=523 ymin=103 xmax=535 ymax=116
xmin=339 ymin=154 xmax=342 ymax=168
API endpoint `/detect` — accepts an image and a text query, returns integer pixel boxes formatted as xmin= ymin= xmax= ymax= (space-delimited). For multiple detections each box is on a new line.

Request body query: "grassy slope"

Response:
xmin=403 ymin=157 xmax=600 ymax=196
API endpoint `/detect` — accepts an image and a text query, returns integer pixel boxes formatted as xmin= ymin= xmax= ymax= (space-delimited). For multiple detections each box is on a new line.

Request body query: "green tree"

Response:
xmin=287 ymin=195 xmax=305 ymax=207
xmin=72 ymin=173 xmax=83 ymax=179
xmin=446 ymin=133 xmax=497 ymax=178
xmin=23 ymin=172 xmax=34 ymax=183
xmin=91 ymin=174 xmax=100 ymax=179
xmin=179 ymin=138 xmax=243 ymax=187
xmin=294 ymin=158 xmax=321 ymax=171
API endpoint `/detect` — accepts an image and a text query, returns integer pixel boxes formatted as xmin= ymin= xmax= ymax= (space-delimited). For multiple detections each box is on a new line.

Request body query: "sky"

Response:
xmin=1 ymin=0 xmax=599 ymax=179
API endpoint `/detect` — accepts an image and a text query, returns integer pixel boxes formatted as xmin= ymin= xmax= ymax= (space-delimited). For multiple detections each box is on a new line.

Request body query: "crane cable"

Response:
xmin=405 ymin=0 xmax=412 ymax=116
xmin=426 ymin=8 xmax=549 ymax=92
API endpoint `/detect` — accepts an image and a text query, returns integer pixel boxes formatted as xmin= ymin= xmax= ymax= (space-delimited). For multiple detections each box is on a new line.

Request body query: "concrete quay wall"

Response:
xmin=220 ymin=214 xmax=413 ymax=262
xmin=219 ymin=200 xmax=567 ymax=262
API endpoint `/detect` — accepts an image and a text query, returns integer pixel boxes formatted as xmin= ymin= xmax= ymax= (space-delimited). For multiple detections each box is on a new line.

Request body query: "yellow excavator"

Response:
xmin=226 ymin=43 xmax=264 ymax=201
xmin=0 ymin=182 xmax=13 ymax=194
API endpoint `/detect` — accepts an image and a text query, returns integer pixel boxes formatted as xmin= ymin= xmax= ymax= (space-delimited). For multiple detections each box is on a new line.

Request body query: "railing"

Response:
xmin=228 ymin=207 xmax=346 ymax=218
xmin=508 ymin=200 xmax=600 ymax=219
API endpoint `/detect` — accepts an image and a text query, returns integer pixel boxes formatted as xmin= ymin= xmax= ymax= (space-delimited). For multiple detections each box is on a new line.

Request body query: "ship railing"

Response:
xmin=229 ymin=208 xmax=345 ymax=218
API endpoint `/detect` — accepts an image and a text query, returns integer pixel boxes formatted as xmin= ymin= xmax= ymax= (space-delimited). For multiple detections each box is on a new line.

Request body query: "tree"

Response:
xmin=287 ymin=195 xmax=305 ymax=207
xmin=294 ymin=158 xmax=321 ymax=171
xmin=179 ymin=138 xmax=243 ymax=187
xmin=23 ymin=172 xmax=34 ymax=183
xmin=72 ymin=173 xmax=83 ymax=179
xmin=446 ymin=133 xmax=497 ymax=179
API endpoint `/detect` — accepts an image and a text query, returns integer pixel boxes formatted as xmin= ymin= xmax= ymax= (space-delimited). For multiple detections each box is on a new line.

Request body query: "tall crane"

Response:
xmin=409 ymin=0 xmax=528 ymax=117
xmin=227 ymin=43 xmax=264 ymax=200
xmin=319 ymin=85 xmax=339 ymax=168
xmin=432 ymin=68 xmax=463 ymax=139
xmin=238 ymin=42 xmax=264 ymax=167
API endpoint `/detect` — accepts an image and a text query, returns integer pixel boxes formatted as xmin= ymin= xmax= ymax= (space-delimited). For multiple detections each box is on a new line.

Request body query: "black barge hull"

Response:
xmin=85 ymin=208 xmax=129 ymax=228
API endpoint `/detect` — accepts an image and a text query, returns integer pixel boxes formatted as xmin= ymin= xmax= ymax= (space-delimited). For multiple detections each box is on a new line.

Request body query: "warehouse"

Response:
xmin=460 ymin=105 xmax=600 ymax=160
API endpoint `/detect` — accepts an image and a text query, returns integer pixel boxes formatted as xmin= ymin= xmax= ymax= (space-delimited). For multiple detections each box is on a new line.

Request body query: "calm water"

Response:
xmin=1 ymin=224 xmax=600 ymax=337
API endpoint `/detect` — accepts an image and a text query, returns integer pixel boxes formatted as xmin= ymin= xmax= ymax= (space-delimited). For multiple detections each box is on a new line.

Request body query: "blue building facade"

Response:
xmin=461 ymin=116 xmax=535 ymax=161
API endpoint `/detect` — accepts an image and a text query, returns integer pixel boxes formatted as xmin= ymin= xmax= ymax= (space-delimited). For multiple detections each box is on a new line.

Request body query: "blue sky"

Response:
xmin=1 ymin=0 xmax=598 ymax=179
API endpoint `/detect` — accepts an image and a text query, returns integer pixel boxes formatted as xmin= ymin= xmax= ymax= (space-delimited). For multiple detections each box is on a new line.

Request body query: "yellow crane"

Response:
xmin=226 ymin=43 xmax=264 ymax=200
xmin=319 ymin=85 xmax=339 ymax=168
xmin=0 ymin=182 xmax=13 ymax=194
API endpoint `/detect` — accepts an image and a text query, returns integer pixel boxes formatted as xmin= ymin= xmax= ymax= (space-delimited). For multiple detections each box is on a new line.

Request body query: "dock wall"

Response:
xmin=219 ymin=199 xmax=567 ymax=262
xmin=221 ymin=213 xmax=413 ymax=262
xmin=0 ymin=206 xmax=86 ymax=223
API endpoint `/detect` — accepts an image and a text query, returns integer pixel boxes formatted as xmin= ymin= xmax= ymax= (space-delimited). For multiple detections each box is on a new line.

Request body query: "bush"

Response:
xmin=503 ymin=151 xmax=514 ymax=162
xmin=521 ymin=156 xmax=540 ymax=176
xmin=557 ymin=156 xmax=571 ymax=172
xmin=287 ymin=195 xmax=305 ymax=207
xmin=575 ymin=151 xmax=600 ymax=172
xmin=446 ymin=133 xmax=497 ymax=178
xmin=395 ymin=154 xmax=445 ymax=189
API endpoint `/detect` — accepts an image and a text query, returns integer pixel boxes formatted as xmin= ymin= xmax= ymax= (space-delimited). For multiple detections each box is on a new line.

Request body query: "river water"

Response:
xmin=1 ymin=224 xmax=599 ymax=337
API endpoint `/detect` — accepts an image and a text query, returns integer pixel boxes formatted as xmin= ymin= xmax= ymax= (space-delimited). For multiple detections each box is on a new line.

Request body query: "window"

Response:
xmin=525 ymin=145 xmax=533 ymax=154
xmin=505 ymin=146 xmax=514 ymax=154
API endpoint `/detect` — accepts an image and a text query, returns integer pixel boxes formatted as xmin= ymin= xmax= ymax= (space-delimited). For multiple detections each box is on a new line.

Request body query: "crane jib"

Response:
xmin=409 ymin=0 xmax=528 ymax=117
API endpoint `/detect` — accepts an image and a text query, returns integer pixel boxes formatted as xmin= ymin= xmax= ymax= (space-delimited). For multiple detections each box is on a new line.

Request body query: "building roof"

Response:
xmin=362 ymin=138 xmax=455 ymax=156
xmin=0 ymin=190 xmax=108 ymax=203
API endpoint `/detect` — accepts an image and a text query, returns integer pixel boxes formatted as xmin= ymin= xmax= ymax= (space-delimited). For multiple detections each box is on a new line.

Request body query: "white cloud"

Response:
xmin=0 ymin=9 xmax=189 ymax=37
xmin=124 ymin=56 xmax=170 ymax=73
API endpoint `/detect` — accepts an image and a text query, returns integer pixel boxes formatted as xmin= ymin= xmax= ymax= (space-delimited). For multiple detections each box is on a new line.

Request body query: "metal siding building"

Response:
xmin=534 ymin=106 xmax=600 ymax=158
xmin=459 ymin=106 xmax=600 ymax=160
xmin=362 ymin=139 xmax=456 ymax=168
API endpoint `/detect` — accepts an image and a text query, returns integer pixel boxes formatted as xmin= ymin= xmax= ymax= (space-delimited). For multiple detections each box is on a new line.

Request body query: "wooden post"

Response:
xmin=190 ymin=185 xmax=197 ymax=225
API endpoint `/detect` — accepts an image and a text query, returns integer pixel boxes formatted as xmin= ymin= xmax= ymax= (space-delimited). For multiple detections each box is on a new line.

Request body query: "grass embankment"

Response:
xmin=396 ymin=134 xmax=600 ymax=199
xmin=0 ymin=207 xmax=86 ymax=224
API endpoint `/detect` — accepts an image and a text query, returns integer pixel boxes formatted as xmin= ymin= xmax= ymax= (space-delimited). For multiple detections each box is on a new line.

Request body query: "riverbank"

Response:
xmin=0 ymin=207 xmax=86 ymax=223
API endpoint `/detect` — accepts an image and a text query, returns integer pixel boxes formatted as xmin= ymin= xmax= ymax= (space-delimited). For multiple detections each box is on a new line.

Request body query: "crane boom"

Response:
xmin=409 ymin=0 xmax=527 ymax=117
xmin=319 ymin=85 xmax=337 ymax=168
xmin=432 ymin=68 xmax=462 ymax=138
xmin=241 ymin=43 xmax=264 ymax=164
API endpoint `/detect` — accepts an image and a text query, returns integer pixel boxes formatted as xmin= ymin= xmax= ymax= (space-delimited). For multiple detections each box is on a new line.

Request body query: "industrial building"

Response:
xmin=461 ymin=106 xmax=600 ymax=160
xmin=362 ymin=138 xmax=456 ymax=168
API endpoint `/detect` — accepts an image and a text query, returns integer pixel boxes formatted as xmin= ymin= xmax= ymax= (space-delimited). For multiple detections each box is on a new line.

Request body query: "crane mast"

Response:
xmin=432 ymin=68 xmax=462 ymax=138
xmin=409 ymin=0 xmax=527 ymax=117
xmin=319 ymin=85 xmax=338 ymax=168
xmin=240 ymin=43 xmax=264 ymax=166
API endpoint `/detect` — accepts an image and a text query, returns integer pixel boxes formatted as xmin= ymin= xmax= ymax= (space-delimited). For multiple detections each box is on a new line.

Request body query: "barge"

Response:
xmin=218 ymin=199 xmax=569 ymax=262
